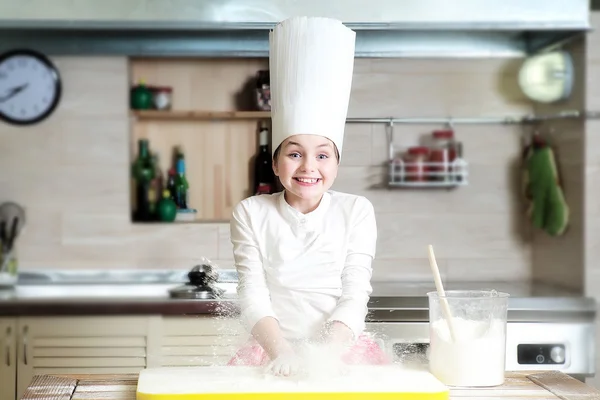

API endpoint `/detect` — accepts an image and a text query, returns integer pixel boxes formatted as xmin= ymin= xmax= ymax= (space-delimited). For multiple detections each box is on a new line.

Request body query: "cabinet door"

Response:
xmin=161 ymin=316 xmax=245 ymax=367
xmin=0 ymin=318 xmax=17 ymax=400
xmin=16 ymin=316 xmax=154 ymax=399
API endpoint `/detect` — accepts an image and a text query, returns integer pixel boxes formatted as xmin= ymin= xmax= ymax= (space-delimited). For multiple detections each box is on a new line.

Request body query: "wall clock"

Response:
xmin=0 ymin=49 xmax=62 ymax=125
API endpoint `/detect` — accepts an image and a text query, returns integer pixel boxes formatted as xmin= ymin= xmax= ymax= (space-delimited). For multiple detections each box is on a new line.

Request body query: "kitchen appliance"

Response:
xmin=136 ymin=365 xmax=449 ymax=400
xmin=169 ymin=263 xmax=224 ymax=300
xmin=365 ymin=281 xmax=596 ymax=381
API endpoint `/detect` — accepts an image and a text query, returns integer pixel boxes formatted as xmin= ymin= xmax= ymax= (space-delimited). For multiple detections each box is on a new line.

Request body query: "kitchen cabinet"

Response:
xmin=159 ymin=316 xmax=245 ymax=367
xmin=11 ymin=316 xmax=155 ymax=400
xmin=0 ymin=317 xmax=16 ymax=400
xmin=0 ymin=315 xmax=248 ymax=400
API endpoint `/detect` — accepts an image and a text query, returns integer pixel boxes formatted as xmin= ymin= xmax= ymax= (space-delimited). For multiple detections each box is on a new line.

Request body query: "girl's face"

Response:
xmin=273 ymin=134 xmax=339 ymax=212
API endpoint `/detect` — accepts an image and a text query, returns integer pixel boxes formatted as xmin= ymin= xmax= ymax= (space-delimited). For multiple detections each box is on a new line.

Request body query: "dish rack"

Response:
xmin=388 ymin=158 xmax=469 ymax=188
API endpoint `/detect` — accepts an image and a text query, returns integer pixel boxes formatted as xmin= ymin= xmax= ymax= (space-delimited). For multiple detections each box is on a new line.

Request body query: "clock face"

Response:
xmin=0 ymin=49 xmax=61 ymax=125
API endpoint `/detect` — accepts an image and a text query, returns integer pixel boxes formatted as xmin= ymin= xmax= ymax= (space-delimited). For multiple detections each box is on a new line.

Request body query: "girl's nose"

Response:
xmin=301 ymin=157 xmax=316 ymax=171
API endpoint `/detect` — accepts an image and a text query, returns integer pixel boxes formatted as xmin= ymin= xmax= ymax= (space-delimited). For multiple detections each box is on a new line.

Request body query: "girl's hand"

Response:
xmin=322 ymin=321 xmax=354 ymax=345
xmin=267 ymin=341 xmax=301 ymax=377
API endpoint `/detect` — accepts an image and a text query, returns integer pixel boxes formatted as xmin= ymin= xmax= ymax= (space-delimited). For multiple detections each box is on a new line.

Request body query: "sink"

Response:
xmin=16 ymin=269 xmax=239 ymax=285
xmin=2 ymin=268 xmax=240 ymax=301
xmin=0 ymin=282 xmax=238 ymax=300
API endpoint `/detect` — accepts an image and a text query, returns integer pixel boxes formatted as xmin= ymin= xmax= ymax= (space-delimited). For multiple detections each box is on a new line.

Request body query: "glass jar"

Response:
xmin=255 ymin=70 xmax=271 ymax=111
xmin=152 ymin=86 xmax=173 ymax=110
xmin=0 ymin=244 xmax=17 ymax=288
xmin=429 ymin=130 xmax=457 ymax=182
xmin=403 ymin=146 xmax=430 ymax=182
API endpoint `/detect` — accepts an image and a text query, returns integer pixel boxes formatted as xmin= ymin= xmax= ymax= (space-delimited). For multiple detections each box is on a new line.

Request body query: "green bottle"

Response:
xmin=131 ymin=139 xmax=155 ymax=221
xmin=174 ymin=158 xmax=189 ymax=209
xmin=157 ymin=189 xmax=177 ymax=222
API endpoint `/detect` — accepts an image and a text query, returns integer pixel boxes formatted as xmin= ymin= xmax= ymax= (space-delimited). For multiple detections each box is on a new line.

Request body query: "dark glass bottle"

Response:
xmin=166 ymin=168 xmax=177 ymax=203
xmin=131 ymin=139 xmax=155 ymax=221
xmin=174 ymin=158 xmax=189 ymax=209
xmin=254 ymin=122 xmax=275 ymax=195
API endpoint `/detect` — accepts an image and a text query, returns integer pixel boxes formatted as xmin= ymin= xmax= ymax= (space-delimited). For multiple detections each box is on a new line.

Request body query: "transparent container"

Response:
xmin=427 ymin=290 xmax=509 ymax=387
xmin=0 ymin=244 xmax=18 ymax=288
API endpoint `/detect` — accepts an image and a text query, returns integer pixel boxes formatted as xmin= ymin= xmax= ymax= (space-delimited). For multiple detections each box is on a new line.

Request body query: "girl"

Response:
xmin=228 ymin=16 xmax=389 ymax=376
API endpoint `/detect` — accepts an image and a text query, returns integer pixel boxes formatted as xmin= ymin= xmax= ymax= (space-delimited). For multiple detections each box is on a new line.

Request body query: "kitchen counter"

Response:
xmin=0 ymin=282 xmax=240 ymax=316
xmin=0 ymin=269 xmax=595 ymax=321
xmin=19 ymin=370 xmax=600 ymax=399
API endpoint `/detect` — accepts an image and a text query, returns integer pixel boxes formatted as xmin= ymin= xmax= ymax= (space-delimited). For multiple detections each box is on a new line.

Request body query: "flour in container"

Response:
xmin=429 ymin=316 xmax=507 ymax=387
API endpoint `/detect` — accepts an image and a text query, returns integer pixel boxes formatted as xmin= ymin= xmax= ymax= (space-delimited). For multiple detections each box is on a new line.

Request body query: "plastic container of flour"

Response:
xmin=427 ymin=290 xmax=510 ymax=387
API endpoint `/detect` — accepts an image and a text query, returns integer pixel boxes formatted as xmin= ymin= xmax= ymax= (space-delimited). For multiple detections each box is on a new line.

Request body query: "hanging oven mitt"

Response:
xmin=522 ymin=139 xmax=569 ymax=236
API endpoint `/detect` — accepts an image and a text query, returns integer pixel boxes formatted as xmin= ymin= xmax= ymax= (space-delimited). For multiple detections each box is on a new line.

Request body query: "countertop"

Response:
xmin=0 ymin=269 xmax=595 ymax=321
xmin=20 ymin=370 xmax=600 ymax=400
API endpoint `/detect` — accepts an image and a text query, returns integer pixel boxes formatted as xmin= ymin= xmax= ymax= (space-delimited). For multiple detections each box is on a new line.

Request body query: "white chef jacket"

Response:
xmin=230 ymin=190 xmax=377 ymax=340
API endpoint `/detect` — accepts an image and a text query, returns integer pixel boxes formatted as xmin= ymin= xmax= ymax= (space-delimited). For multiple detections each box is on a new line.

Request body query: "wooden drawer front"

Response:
xmin=160 ymin=316 xmax=246 ymax=367
xmin=163 ymin=317 xmax=245 ymax=336
xmin=32 ymin=336 xmax=147 ymax=369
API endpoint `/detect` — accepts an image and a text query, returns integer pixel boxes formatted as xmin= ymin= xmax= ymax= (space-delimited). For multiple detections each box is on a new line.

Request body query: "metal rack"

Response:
xmin=345 ymin=109 xmax=591 ymax=189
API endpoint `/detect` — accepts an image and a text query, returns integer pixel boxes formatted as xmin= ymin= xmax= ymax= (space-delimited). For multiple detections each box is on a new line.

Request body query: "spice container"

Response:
xmin=403 ymin=146 xmax=430 ymax=182
xmin=453 ymin=142 xmax=467 ymax=182
xmin=152 ymin=86 xmax=173 ymax=110
xmin=255 ymin=70 xmax=271 ymax=111
xmin=130 ymin=80 xmax=153 ymax=110
xmin=429 ymin=130 xmax=457 ymax=182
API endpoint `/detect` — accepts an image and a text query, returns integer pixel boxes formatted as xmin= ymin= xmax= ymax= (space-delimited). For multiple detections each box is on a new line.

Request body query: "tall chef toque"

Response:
xmin=269 ymin=16 xmax=356 ymax=159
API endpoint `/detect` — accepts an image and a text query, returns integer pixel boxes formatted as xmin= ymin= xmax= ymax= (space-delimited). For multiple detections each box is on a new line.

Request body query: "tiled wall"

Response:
xmin=0 ymin=55 xmax=538 ymax=282
xmin=531 ymin=37 xmax=586 ymax=292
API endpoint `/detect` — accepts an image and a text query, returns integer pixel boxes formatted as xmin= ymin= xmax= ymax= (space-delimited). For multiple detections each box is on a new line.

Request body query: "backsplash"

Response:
xmin=0 ymin=54 xmax=548 ymax=282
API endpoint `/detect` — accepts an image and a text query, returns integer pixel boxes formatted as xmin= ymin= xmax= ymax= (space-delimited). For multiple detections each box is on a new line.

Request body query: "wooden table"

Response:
xmin=20 ymin=371 xmax=600 ymax=400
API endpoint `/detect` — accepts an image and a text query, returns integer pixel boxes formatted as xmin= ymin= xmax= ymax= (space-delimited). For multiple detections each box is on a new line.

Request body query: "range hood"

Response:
xmin=0 ymin=0 xmax=590 ymax=58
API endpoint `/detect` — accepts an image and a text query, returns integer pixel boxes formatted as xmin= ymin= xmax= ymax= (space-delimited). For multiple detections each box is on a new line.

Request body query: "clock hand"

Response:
xmin=0 ymin=83 xmax=29 ymax=103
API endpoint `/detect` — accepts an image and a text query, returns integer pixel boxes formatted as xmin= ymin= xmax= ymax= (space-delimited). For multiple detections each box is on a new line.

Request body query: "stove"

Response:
xmin=364 ymin=281 xmax=596 ymax=380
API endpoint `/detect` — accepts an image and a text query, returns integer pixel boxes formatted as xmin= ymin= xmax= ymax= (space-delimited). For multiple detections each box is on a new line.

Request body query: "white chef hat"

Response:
xmin=269 ymin=16 xmax=356 ymax=159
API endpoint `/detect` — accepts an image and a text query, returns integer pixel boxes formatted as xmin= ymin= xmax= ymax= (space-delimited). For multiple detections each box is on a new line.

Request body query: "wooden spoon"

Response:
xmin=427 ymin=244 xmax=457 ymax=342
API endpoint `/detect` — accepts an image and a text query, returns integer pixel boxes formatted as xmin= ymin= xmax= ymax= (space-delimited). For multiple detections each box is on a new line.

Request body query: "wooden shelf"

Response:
xmin=131 ymin=110 xmax=271 ymax=121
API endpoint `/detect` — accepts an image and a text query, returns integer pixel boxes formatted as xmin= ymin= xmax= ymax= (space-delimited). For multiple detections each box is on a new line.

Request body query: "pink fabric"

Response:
xmin=227 ymin=335 xmax=390 ymax=366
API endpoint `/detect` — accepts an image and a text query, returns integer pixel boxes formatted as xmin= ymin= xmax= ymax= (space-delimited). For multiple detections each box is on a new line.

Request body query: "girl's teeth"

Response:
xmin=298 ymin=178 xmax=318 ymax=183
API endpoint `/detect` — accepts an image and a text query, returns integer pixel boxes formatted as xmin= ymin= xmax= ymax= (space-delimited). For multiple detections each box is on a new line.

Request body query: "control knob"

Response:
xmin=550 ymin=346 xmax=565 ymax=364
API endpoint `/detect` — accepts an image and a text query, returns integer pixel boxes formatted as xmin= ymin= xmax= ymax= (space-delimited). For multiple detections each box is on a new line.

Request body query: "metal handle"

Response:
xmin=4 ymin=326 xmax=10 ymax=367
xmin=22 ymin=325 xmax=28 ymax=365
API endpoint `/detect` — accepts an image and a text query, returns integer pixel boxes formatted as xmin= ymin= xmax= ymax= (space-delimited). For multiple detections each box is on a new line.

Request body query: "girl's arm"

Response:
xmin=327 ymin=196 xmax=377 ymax=341
xmin=230 ymin=201 xmax=288 ymax=359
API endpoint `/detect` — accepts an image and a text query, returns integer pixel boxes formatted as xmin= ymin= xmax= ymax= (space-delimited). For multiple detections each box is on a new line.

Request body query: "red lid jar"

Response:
xmin=429 ymin=130 xmax=457 ymax=181
xmin=403 ymin=146 xmax=430 ymax=182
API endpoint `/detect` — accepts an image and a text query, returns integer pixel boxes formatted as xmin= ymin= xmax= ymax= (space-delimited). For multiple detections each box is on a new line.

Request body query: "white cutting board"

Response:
xmin=136 ymin=365 xmax=449 ymax=400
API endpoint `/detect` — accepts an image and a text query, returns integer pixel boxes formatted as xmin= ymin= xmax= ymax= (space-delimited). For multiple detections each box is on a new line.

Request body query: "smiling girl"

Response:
xmin=227 ymin=16 xmax=388 ymax=376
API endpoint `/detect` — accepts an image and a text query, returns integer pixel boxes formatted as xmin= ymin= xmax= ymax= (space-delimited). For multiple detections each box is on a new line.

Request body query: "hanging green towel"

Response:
xmin=522 ymin=142 xmax=569 ymax=236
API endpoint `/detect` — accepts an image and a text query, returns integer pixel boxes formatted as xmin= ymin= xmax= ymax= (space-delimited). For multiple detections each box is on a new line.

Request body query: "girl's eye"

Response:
xmin=318 ymin=154 xmax=329 ymax=160
xmin=288 ymin=152 xmax=301 ymax=158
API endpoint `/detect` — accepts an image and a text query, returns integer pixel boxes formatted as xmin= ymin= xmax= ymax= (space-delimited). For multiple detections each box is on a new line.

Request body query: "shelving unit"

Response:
xmin=131 ymin=110 xmax=270 ymax=121
xmin=129 ymin=57 xmax=270 ymax=222
xmin=388 ymin=159 xmax=469 ymax=188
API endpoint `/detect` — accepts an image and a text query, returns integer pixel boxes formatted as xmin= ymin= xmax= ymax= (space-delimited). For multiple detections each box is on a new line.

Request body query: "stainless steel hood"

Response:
xmin=0 ymin=0 xmax=590 ymax=58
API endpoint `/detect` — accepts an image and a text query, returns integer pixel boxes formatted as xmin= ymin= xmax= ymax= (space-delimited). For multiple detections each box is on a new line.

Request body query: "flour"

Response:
xmin=428 ymin=317 xmax=506 ymax=387
xmin=283 ymin=341 xmax=350 ymax=380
